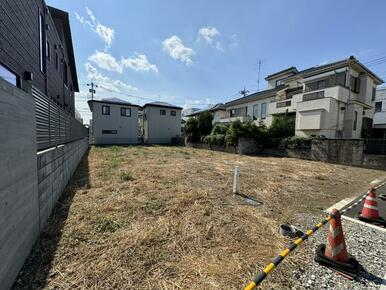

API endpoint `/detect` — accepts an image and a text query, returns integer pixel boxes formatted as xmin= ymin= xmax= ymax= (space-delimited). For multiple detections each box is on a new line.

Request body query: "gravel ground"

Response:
xmin=291 ymin=213 xmax=386 ymax=290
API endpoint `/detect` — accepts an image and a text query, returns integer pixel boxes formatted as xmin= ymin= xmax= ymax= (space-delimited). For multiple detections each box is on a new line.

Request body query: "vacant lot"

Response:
xmin=15 ymin=146 xmax=384 ymax=289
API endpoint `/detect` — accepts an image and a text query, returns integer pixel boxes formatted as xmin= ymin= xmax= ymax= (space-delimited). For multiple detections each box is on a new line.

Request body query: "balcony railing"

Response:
xmin=303 ymin=90 xmax=325 ymax=102
xmin=276 ymin=100 xmax=291 ymax=108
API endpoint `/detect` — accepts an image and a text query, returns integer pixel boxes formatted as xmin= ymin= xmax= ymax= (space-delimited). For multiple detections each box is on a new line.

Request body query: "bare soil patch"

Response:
xmin=14 ymin=146 xmax=385 ymax=289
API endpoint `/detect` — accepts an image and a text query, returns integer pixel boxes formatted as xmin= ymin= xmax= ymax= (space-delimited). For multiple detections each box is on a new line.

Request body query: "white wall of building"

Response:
xmin=226 ymin=96 xmax=276 ymax=126
xmin=143 ymin=105 xmax=181 ymax=144
xmin=90 ymin=101 xmax=139 ymax=144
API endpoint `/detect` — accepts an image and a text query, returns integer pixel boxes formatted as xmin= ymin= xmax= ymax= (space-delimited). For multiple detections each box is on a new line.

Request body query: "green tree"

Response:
xmin=184 ymin=118 xmax=200 ymax=142
xmin=197 ymin=112 xmax=213 ymax=136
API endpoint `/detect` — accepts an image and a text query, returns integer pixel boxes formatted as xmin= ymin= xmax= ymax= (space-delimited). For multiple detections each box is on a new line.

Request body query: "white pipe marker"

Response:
xmin=233 ymin=166 xmax=240 ymax=194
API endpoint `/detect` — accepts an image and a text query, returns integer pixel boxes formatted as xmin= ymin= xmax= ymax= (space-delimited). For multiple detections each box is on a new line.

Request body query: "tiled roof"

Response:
xmin=225 ymin=85 xmax=286 ymax=106
xmin=185 ymin=103 xmax=226 ymax=116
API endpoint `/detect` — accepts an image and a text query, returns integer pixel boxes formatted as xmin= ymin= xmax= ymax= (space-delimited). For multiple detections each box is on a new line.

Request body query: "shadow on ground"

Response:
xmin=12 ymin=150 xmax=90 ymax=290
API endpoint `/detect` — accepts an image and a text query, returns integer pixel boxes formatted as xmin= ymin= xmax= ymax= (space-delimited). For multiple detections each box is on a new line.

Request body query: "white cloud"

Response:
xmin=85 ymin=63 xmax=138 ymax=93
xmin=121 ymin=53 xmax=159 ymax=73
xmin=229 ymin=33 xmax=238 ymax=48
xmin=162 ymin=35 xmax=195 ymax=65
xmin=198 ymin=26 xmax=222 ymax=51
xmin=198 ymin=26 xmax=219 ymax=44
xmin=76 ymin=7 xmax=114 ymax=49
xmin=88 ymin=51 xmax=159 ymax=74
xmin=88 ymin=50 xmax=122 ymax=73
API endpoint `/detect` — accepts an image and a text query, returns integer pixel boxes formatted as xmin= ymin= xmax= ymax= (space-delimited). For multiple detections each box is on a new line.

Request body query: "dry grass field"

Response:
xmin=14 ymin=146 xmax=385 ymax=289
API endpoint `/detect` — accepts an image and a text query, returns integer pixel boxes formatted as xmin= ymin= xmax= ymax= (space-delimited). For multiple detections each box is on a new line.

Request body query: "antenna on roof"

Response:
xmin=257 ymin=59 xmax=262 ymax=91
xmin=239 ymin=86 xmax=249 ymax=97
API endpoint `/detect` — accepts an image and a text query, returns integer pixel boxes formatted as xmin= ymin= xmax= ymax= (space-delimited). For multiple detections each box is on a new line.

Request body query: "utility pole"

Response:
xmin=87 ymin=82 xmax=98 ymax=100
xmin=257 ymin=59 xmax=262 ymax=92
xmin=239 ymin=86 xmax=249 ymax=97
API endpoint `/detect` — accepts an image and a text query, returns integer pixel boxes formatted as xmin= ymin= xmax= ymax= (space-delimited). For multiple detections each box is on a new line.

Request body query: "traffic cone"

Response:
xmin=315 ymin=209 xmax=360 ymax=279
xmin=360 ymin=188 xmax=380 ymax=220
xmin=358 ymin=188 xmax=386 ymax=226
xmin=324 ymin=209 xmax=349 ymax=263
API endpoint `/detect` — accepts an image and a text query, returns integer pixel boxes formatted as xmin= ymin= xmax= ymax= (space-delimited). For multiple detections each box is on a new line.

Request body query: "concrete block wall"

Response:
xmin=37 ymin=138 xmax=88 ymax=229
xmin=0 ymin=78 xmax=39 ymax=290
xmin=0 ymin=77 xmax=89 ymax=289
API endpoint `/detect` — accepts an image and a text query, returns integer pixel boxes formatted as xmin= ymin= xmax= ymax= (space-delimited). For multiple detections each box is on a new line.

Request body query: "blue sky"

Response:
xmin=47 ymin=0 xmax=386 ymax=124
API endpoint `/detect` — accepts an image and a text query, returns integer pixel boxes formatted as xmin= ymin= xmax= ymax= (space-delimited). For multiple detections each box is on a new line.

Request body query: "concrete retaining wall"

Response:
xmin=0 ymin=78 xmax=89 ymax=289
xmin=187 ymin=136 xmax=386 ymax=170
xmin=37 ymin=138 xmax=88 ymax=229
xmin=0 ymin=79 xmax=39 ymax=290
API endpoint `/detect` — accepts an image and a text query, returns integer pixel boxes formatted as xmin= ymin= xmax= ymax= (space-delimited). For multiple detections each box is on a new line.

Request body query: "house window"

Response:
xmin=276 ymin=78 xmax=285 ymax=87
xmin=121 ymin=107 xmax=131 ymax=117
xmin=102 ymin=130 xmax=117 ymax=134
xmin=375 ymin=102 xmax=382 ymax=113
xmin=317 ymin=80 xmax=326 ymax=90
xmin=55 ymin=52 xmax=59 ymax=71
xmin=102 ymin=105 xmax=110 ymax=115
xmin=39 ymin=12 xmax=44 ymax=72
xmin=0 ymin=62 xmax=19 ymax=87
xmin=160 ymin=109 xmax=166 ymax=115
xmin=350 ymin=76 xmax=360 ymax=93
xmin=372 ymin=88 xmax=376 ymax=101
xmin=353 ymin=111 xmax=358 ymax=131
xmin=170 ymin=110 xmax=176 ymax=116
xmin=46 ymin=40 xmax=50 ymax=61
xmin=261 ymin=103 xmax=267 ymax=119
xmin=253 ymin=104 xmax=259 ymax=120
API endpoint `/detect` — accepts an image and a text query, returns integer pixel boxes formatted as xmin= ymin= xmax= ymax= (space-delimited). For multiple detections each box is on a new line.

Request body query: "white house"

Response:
xmin=372 ymin=87 xmax=386 ymax=138
xmin=142 ymin=101 xmax=182 ymax=144
xmin=223 ymin=56 xmax=384 ymax=139
xmin=88 ymin=98 xmax=140 ymax=145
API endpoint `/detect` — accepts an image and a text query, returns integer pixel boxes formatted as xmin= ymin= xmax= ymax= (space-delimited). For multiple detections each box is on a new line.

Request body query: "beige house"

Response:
xmin=142 ymin=102 xmax=182 ymax=144
xmin=88 ymin=98 xmax=140 ymax=144
xmin=223 ymin=56 xmax=384 ymax=139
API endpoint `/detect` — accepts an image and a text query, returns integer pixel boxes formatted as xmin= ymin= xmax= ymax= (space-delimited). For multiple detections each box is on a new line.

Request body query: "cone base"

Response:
xmin=315 ymin=245 xmax=361 ymax=279
xmin=358 ymin=214 xmax=386 ymax=226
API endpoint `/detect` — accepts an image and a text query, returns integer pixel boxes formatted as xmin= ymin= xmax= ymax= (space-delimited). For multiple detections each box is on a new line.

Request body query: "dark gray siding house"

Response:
xmin=0 ymin=0 xmax=78 ymax=115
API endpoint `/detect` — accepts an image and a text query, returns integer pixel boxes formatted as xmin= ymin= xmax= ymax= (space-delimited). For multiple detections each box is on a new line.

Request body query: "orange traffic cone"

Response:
xmin=358 ymin=188 xmax=386 ymax=226
xmin=360 ymin=188 xmax=380 ymax=220
xmin=324 ymin=209 xmax=349 ymax=263
xmin=315 ymin=209 xmax=360 ymax=279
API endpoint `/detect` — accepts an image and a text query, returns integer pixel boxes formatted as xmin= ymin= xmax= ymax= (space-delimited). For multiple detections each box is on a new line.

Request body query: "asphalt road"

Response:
xmin=342 ymin=185 xmax=386 ymax=229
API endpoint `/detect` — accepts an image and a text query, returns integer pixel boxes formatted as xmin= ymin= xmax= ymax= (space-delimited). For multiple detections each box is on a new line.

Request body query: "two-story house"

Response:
xmin=0 ymin=2 xmax=78 ymax=115
xmin=372 ymin=88 xmax=386 ymax=138
xmin=222 ymin=56 xmax=383 ymax=139
xmin=88 ymin=98 xmax=140 ymax=144
xmin=142 ymin=102 xmax=182 ymax=144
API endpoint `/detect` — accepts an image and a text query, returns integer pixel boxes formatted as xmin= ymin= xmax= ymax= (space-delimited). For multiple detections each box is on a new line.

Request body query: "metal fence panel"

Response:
xmin=32 ymin=87 xmax=88 ymax=151
xmin=364 ymin=138 xmax=386 ymax=155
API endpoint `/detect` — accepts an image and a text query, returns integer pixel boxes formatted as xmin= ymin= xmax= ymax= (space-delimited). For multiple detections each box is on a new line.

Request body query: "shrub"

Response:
xmin=267 ymin=115 xmax=295 ymax=139
xmin=197 ymin=112 xmax=213 ymax=136
xmin=203 ymin=134 xmax=226 ymax=145
xmin=225 ymin=120 xmax=265 ymax=145
xmin=211 ymin=124 xmax=229 ymax=135
xmin=282 ymin=136 xmax=312 ymax=149
xmin=184 ymin=118 xmax=200 ymax=142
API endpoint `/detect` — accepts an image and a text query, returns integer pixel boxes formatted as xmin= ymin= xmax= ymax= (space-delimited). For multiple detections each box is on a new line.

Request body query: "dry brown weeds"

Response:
xmin=14 ymin=146 xmax=384 ymax=289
